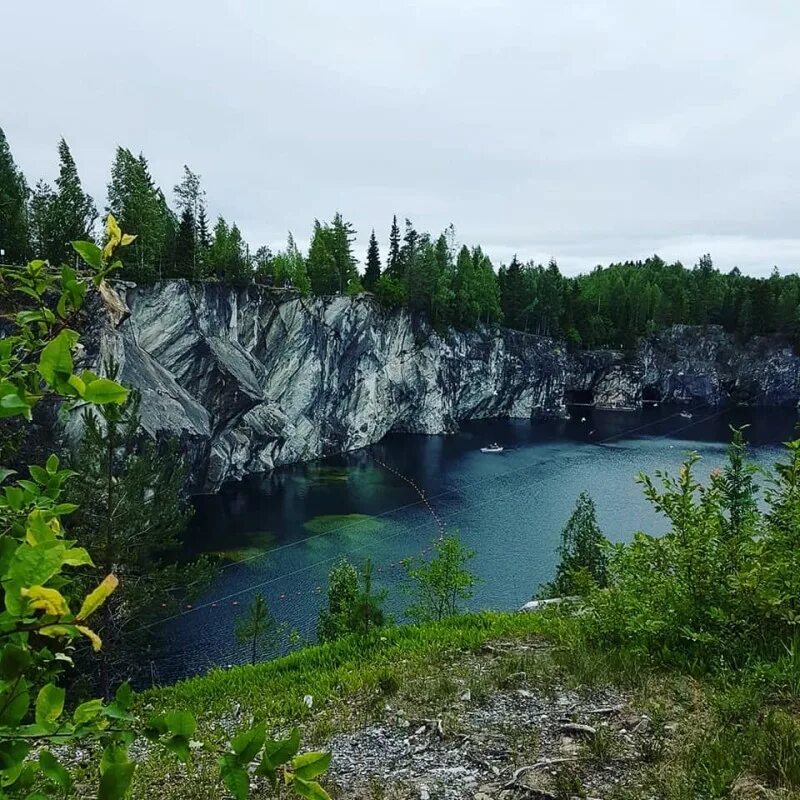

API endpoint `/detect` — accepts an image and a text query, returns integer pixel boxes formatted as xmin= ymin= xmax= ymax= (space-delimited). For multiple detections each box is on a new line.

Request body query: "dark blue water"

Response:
xmin=153 ymin=406 xmax=798 ymax=683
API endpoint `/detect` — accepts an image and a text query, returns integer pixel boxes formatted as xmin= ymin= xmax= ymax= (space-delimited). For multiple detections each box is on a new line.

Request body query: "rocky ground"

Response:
xmin=322 ymin=641 xmax=661 ymax=800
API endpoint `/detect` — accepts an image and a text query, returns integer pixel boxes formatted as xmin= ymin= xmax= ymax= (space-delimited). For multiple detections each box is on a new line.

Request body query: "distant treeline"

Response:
xmin=1 ymin=128 xmax=798 ymax=349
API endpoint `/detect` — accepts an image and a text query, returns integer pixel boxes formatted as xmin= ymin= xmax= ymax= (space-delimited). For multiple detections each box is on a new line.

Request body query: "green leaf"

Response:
xmin=71 ymin=241 xmax=103 ymax=270
xmin=0 ymin=644 xmax=32 ymax=680
xmin=291 ymin=752 xmax=331 ymax=781
xmin=63 ymin=547 xmax=94 ymax=567
xmin=7 ymin=541 xmax=66 ymax=589
xmin=73 ymin=698 xmax=104 ymax=725
xmin=37 ymin=329 xmax=78 ymax=390
xmin=97 ymin=762 xmax=135 ymax=800
xmin=0 ymin=740 xmax=29 ymax=773
xmin=114 ymin=682 xmax=133 ymax=711
xmin=231 ymin=724 xmax=265 ymax=763
xmin=80 ymin=377 xmax=129 ymax=405
xmin=39 ymin=750 xmax=72 ymax=793
xmin=45 ymin=454 xmax=59 ymax=473
xmin=35 ymin=683 xmax=65 ymax=728
xmin=262 ymin=728 xmax=300 ymax=768
xmin=291 ymin=777 xmax=332 ymax=800
xmin=100 ymin=744 xmax=129 ymax=775
xmin=165 ymin=735 xmax=190 ymax=763
xmin=164 ymin=710 xmax=196 ymax=738
xmin=0 ymin=468 xmax=16 ymax=485
xmin=220 ymin=761 xmax=249 ymax=800
xmin=0 ymin=681 xmax=29 ymax=726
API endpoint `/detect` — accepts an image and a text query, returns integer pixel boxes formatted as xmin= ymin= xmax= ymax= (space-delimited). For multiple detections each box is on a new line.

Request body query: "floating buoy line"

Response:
xmin=135 ymin=403 xmax=727 ymax=632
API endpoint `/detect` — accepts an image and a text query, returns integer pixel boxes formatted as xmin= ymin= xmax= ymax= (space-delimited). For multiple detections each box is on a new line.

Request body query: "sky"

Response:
xmin=3 ymin=1 xmax=800 ymax=276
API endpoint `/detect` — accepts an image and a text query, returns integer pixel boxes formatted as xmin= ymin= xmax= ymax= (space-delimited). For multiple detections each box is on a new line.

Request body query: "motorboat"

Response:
xmin=480 ymin=443 xmax=504 ymax=453
xmin=680 ymin=411 xmax=693 ymax=419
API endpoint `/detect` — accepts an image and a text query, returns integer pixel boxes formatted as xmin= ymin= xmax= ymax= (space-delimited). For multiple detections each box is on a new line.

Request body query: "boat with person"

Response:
xmin=480 ymin=443 xmax=504 ymax=453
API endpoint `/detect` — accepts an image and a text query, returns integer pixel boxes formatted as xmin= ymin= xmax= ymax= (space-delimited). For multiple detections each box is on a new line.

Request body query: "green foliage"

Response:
xmin=0 ymin=127 xmax=29 ymax=265
xmin=235 ymin=593 xmax=285 ymax=665
xmin=317 ymin=558 xmax=387 ymax=642
xmin=571 ymin=429 xmax=800 ymax=672
xmin=66 ymin=385 xmax=214 ymax=694
xmin=402 ymin=535 xmax=477 ymax=623
xmin=363 ymin=229 xmax=381 ymax=291
xmin=539 ymin=491 xmax=608 ymax=598
xmin=107 ymin=148 xmax=176 ymax=283
xmin=0 ymin=221 xmax=149 ymax=798
xmin=0 ymin=220 xmax=329 ymax=799
xmin=306 ymin=214 xmax=358 ymax=295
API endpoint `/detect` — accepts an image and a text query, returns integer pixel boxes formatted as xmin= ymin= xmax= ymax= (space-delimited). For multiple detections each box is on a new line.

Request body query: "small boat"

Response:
xmin=580 ymin=416 xmax=587 ymax=423
xmin=680 ymin=411 xmax=693 ymax=419
xmin=480 ymin=443 xmax=504 ymax=453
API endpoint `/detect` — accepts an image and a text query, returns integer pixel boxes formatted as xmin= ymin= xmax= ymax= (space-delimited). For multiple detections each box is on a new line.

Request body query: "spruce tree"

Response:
xmin=330 ymin=212 xmax=358 ymax=292
xmin=398 ymin=218 xmax=418 ymax=278
xmin=107 ymin=147 xmax=175 ymax=282
xmin=364 ymin=229 xmax=381 ymax=291
xmin=387 ymin=214 xmax=400 ymax=276
xmin=540 ymin=492 xmax=608 ymax=598
xmin=306 ymin=220 xmax=339 ymax=294
xmin=0 ymin=127 xmax=29 ymax=264
xmin=172 ymin=207 xmax=196 ymax=278
xmin=51 ymin=138 xmax=96 ymax=264
xmin=27 ymin=180 xmax=57 ymax=263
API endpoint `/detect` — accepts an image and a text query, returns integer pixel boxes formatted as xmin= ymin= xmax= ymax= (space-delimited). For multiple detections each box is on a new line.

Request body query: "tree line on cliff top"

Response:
xmin=2 ymin=127 xmax=800 ymax=350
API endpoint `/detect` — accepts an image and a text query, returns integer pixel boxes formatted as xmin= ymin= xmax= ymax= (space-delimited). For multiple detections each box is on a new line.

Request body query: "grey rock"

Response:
xmin=80 ymin=281 xmax=800 ymax=492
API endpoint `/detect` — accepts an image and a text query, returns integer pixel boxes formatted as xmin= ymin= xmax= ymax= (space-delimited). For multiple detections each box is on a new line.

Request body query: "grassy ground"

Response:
xmin=131 ymin=612 xmax=800 ymax=800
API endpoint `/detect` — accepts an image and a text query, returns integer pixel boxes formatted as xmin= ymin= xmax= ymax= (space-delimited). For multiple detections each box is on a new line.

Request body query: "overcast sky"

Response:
xmin=4 ymin=1 xmax=800 ymax=275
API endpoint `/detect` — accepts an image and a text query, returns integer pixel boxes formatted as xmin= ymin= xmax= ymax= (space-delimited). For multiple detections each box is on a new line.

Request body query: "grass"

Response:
xmin=132 ymin=610 xmax=800 ymax=800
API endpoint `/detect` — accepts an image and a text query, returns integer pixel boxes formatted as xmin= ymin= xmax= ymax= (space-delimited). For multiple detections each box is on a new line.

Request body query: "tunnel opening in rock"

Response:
xmin=564 ymin=389 xmax=594 ymax=406
xmin=642 ymin=384 xmax=661 ymax=404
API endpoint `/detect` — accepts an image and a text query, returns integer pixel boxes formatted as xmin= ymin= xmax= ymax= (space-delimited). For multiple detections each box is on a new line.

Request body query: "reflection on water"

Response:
xmin=153 ymin=406 xmax=798 ymax=683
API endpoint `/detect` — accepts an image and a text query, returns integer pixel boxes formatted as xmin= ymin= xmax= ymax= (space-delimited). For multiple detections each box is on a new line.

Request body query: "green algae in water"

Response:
xmin=212 ymin=531 xmax=275 ymax=563
xmin=305 ymin=465 xmax=351 ymax=484
xmin=303 ymin=513 xmax=385 ymax=537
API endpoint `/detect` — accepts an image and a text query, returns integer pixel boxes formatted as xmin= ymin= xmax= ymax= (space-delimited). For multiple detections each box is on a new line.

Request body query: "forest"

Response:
xmin=2 ymin=128 xmax=800 ymax=353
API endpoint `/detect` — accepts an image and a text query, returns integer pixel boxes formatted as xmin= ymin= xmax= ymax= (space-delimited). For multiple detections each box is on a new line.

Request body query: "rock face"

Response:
xmin=84 ymin=281 xmax=800 ymax=492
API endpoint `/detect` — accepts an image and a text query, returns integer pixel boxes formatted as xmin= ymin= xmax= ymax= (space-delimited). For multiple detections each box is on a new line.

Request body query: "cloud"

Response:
xmin=4 ymin=0 xmax=799 ymax=276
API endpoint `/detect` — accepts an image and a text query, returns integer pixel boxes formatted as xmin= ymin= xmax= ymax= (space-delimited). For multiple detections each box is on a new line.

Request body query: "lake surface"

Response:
xmin=153 ymin=406 xmax=798 ymax=683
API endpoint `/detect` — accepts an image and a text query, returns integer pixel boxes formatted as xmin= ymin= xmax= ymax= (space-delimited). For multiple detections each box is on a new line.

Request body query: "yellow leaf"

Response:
xmin=77 ymin=574 xmax=118 ymax=620
xmin=39 ymin=624 xmax=75 ymax=638
xmin=120 ymin=233 xmax=137 ymax=246
xmin=21 ymin=585 xmax=70 ymax=616
xmin=106 ymin=214 xmax=122 ymax=244
xmin=102 ymin=240 xmax=115 ymax=261
xmin=76 ymin=624 xmax=102 ymax=652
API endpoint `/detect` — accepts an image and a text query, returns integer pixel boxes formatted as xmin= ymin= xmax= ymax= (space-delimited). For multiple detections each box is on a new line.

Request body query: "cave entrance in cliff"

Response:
xmin=642 ymin=385 xmax=661 ymax=405
xmin=564 ymin=389 xmax=594 ymax=406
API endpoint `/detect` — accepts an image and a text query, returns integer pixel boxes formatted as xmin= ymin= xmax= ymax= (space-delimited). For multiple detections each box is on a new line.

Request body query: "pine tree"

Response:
xmin=51 ymin=138 xmax=96 ymax=264
xmin=234 ymin=593 xmax=284 ymax=665
xmin=387 ymin=214 xmax=400 ymax=276
xmin=0 ymin=127 xmax=29 ymax=264
xmin=364 ymin=229 xmax=381 ymax=291
xmin=67 ymin=388 xmax=214 ymax=695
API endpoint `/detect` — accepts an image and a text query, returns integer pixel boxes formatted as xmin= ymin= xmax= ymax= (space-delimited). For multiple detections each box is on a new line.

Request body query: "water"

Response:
xmin=153 ymin=406 xmax=798 ymax=683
